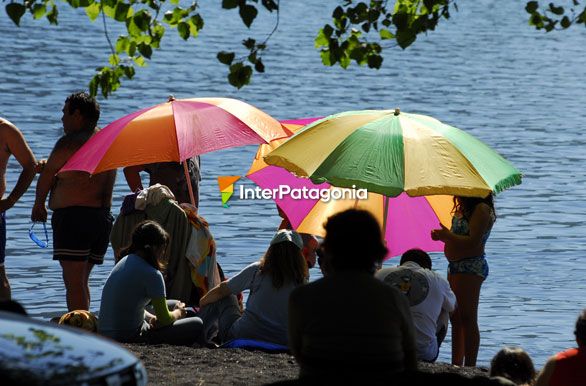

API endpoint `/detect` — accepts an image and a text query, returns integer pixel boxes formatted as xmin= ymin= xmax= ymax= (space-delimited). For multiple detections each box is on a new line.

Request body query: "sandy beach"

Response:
xmin=123 ymin=343 xmax=493 ymax=385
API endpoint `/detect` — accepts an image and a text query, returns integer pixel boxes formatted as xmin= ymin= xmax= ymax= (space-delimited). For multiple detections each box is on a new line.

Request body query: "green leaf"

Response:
xmin=525 ymin=1 xmax=539 ymax=13
xmin=102 ymin=4 xmax=116 ymax=19
xmin=320 ymin=49 xmax=333 ymax=66
xmin=6 ymin=3 xmax=26 ymax=26
xmin=46 ymin=4 xmax=59 ymax=24
xmin=243 ymin=38 xmax=256 ymax=50
xmin=549 ymin=4 xmax=564 ymax=15
xmin=217 ymin=51 xmax=235 ymax=65
xmin=367 ymin=54 xmax=383 ymax=69
xmin=108 ymin=53 xmax=120 ymax=65
xmin=560 ymin=15 xmax=571 ymax=28
xmin=134 ymin=56 xmax=146 ymax=66
xmin=115 ymin=36 xmax=129 ymax=53
xmin=68 ymin=0 xmax=80 ymax=9
xmin=392 ymin=11 xmax=409 ymax=30
xmin=228 ymin=63 xmax=253 ymax=89
xmin=349 ymin=46 xmax=367 ymax=63
xmin=114 ymin=2 xmax=131 ymax=22
xmin=339 ymin=53 xmax=350 ymax=69
xmin=85 ymin=2 xmax=100 ymax=21
xmin=379 ymin=29 xmax=394 ymax=40
xmin=188 ymin=14 xmax=204 ymax=37
xmin=396 ymin=29 xmax=416 ymax=49
xmin=529 ymin=13 xmax=544 ymax=28
xmin=128 ymin=40 xmax=137 ymax=56
xmin=177 ymin=21 xmax=190 ymax=40
xmin=254 ymin=58 xmax=265 ymax=73
xmin=333 ymin=6 xmax=344 ymax=20
xmin=239 ymin=4 xmax=258 ymax=28
xmin=32 ymin=4 xmax=47 ymax=19
xmin=122 ymin=65 xmax=135 ymax=79
xmin=133 ymin=11 xmax=151 ymax=32
xmin=222 ymin=0 xmax=239 ymax=9
xmin=261 ymin=0 xmax=278 ymax=12
xmin=137 ymin=43 xmax=152 ymax=58
xmin=127 ymin=18 xmax=142 ymax=37
xmin=315 ymin=29 xmax=330 ymax=48
xmin=89 ymin=75 xmax=99 ymax=98
xmin=247 ymin=51 xmax=257 ymax=63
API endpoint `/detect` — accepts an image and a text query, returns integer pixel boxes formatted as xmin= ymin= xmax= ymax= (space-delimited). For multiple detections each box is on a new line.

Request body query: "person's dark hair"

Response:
xmin=489 ymin=347 xmax=535 ymax=385
xmin=65 ymin=91 xmax=100 ymax=129
xmin=119 ymin=220 xmax=169 ymax=271
xmin=400 ymin=248 xmax=432 ymax=269
xmin=259 ymin=241 xmax=307 ymax=289
xmin=574 ymin=309 xmax=586 ymax=346
xmin=453 ymin=194 xmax=496 ymax=221
xmin=322 ymin=209 xmax=388 ymax=273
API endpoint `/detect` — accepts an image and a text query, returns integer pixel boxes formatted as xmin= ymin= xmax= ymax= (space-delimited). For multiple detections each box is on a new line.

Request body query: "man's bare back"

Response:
xmin=0 ymin=118 xmax=36 ymax=208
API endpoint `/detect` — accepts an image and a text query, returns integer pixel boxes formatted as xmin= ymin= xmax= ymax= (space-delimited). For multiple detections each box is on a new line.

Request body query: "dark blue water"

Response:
xmin=1 ymin=0 xmax=585 ymax=367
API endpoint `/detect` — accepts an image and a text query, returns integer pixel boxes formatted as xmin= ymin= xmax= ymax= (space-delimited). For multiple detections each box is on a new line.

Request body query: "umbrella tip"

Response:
xmin=394 ymin=108 xmax=400 ymax=116
xmin=168 ymin=95 xmax=175 ymax=102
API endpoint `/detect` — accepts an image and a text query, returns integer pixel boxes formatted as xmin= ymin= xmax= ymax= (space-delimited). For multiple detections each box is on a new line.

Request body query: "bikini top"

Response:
xmin=451 ymin=210 xmax=495 ymax=247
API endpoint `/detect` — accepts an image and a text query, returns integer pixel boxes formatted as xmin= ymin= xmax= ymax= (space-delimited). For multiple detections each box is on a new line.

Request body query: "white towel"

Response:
xmin=135 ymin=183 xmax=176 ymax=210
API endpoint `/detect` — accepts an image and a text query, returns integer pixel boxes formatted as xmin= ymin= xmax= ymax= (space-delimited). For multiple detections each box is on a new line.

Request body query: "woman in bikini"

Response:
xmin=431 ymin=195 xmax=496 ymax=366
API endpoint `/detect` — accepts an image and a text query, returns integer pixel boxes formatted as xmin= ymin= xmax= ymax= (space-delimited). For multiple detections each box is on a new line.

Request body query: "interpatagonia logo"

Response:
xmin=217 ymin=176 xmax=241 ymax=208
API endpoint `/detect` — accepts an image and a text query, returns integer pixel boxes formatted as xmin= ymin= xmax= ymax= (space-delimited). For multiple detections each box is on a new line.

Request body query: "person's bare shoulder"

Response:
xmin=53 ymin=129 xmax=95 ymax=154
xmin=0 ymin=118 xmax=34 ymax=160
xmin=0 ymin=118 xmax=20 ymax=147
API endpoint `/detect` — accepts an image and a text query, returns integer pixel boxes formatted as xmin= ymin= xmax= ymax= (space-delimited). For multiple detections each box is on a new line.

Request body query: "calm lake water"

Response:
xmin=1 ymin=0 xmax=585 ymax=367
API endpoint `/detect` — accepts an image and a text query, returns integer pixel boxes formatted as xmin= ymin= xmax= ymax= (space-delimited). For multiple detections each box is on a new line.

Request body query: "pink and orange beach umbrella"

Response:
xmin=61 ymin=97 xmax=292 ymax=204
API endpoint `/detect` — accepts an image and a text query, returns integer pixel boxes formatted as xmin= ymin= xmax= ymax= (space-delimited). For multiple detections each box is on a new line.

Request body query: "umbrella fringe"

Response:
xmin=492 ymin=174 xmax=523 ymax=195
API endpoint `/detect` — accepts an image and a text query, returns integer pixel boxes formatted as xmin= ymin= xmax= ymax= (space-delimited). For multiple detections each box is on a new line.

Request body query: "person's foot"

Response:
xmin=203 ymin=341 xmax=219 ymax=349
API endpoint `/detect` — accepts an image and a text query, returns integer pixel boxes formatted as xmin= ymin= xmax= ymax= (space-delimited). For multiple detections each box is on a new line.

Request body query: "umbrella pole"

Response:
xmin=382 ymin=195 xmax=389 ymax=236
xmin=183 ymin=160 xmax=196 ymax=206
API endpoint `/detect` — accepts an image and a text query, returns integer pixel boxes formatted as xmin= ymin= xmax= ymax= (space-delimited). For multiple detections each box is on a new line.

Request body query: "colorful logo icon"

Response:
xmin=217 ymin=176 xmax=241 ymax=208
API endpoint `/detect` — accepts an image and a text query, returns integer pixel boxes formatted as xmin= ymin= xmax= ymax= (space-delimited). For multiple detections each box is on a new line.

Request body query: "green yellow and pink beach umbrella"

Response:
xmin=250 ymin=110 xmax=521 ymax=257
xmin=265 ymin=109 xmax=521 ymax=198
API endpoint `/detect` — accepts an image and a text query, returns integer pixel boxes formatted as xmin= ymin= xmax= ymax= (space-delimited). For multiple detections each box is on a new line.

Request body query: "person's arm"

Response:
xmin=31 ymin=137 xmax=74 ymax=222
xmin=534 ymin=356 xmax=556 ymax=386
xmin=144 ymin=309 xmax=157 ymax=327
xmin=0 ymin=120 xmax=36 ymax=212
xmin=199 ymin=281 xmax=231 ymax=307
xmin=431 ymin=204 xmax=493 ymax=249
xmin=123 ymin=164 xmax=145 ymax=192
xmin=151 ymin=297 xmax=186 ymax=328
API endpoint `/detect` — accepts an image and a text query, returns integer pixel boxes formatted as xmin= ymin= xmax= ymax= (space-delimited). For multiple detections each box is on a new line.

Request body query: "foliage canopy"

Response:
xmin=4 ymin=0 xmax=585 ymax=98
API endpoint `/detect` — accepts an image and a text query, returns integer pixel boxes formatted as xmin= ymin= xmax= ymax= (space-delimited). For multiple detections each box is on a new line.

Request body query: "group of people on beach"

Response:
xmin=0 ymin=92 xmax=584 ymax=385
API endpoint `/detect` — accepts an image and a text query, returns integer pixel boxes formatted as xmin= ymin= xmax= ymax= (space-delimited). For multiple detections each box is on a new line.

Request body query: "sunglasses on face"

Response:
xmin=29 ymin=222 xmax=49 ymax=248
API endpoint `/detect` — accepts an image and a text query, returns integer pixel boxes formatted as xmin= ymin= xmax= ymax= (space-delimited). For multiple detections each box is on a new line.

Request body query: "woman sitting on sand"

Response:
xmin=98 ymin=220 xmax=204 ymax=345
xmin=432 ymin=194 xmax=496 ymax=367
xmin=199 ymin=229 xmax=307 ymax=346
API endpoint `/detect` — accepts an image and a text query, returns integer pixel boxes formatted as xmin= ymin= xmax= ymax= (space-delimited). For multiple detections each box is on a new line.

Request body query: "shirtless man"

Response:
xmin=0 ymin=118 xmax=36 ymax=301
xmin=31 ymin=92 xmax=116 ymax=311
